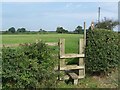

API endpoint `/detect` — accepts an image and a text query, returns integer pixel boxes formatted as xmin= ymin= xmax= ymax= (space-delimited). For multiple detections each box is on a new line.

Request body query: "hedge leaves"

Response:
xmin=85 ymin=29 xmax=119 ymax=75
xmin=2 ymin=42 xmax=57 ymax=89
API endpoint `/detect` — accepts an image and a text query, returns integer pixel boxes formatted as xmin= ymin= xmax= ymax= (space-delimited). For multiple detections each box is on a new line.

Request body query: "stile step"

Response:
xmin=60 ymin=54 xmax=85 ymax=58
xmin=67 ymin=72 xmax=78 ymax=85
xmin=67 ymin=72 xmax=78 ymax=79
xmin=60 ymin=65 xmax=84 ymax=70
xmin=54 ymin=65 xmax=84 ymax=71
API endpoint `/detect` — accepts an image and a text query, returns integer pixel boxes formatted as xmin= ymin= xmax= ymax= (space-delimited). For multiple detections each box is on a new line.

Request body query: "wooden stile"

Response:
xmin=59 ymin=38 xmax=85 ymax=85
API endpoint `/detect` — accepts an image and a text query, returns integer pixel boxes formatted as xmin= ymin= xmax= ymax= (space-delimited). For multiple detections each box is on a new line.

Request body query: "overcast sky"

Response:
xmin=1 ymin=2 xmax=118 ymax=31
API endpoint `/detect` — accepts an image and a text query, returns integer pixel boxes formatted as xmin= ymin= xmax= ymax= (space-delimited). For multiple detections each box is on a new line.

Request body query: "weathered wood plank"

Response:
xmin=59 ymin=65 xmax=84 ymax=70
xmin=67 ymin=72 xmax=78 ymax=79
xmin=79 ymin=39 xmax=85 ymax=77
xmin=91 ymin=21 xmax=94 ymax=30
xmin=79 ymin=39 xmax=84 ymax=65
xmin=78 ymin=69 xmax=85 ymax=77
xmin=67 ymin=72 xmax=78 ymax=85
xmin=1 ymin=44 xmax=19 ymax=47
xmin=60 ymin=54 xmax=85 ymax=58
xmin=79 ymin=39 xmax=84 ymax=54
xmin=78 ymin=75 xmax=85 ymax=79
xmin=60 ymin=59 xmax=65 ymax=67
xmin=46 ymin=42 xmax=58 ymax=46
xmin=73 ymin=79 xmax=78 ymax=85
xmin=59 ymin=39 xmax=65 ymax=68
xmin=59 ymin=39 xmax=65 ymax=56
xmin=84 ymin=22 xmax=86 ymax=46
xmin=1 ymin=42 xmax=58 ymax=47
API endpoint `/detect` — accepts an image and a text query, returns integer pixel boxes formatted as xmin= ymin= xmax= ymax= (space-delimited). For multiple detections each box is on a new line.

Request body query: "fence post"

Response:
xmin=59 ymin=39 xmax=66 ymax=67
xmin=84 ymin=22 xmax=86 ymax=47
xmin=79 ymin=39 xmax=85 ymax=77
xmin=58 ymin=39 xmax=66 ymax=80
xmin=91 ymin=21 xmax=94 ymax=30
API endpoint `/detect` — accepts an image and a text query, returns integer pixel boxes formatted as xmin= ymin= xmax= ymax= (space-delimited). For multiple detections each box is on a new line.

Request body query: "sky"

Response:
xmin=1 ymin=2 xmax=118 ymax=31
xmin=1 ymin=0 xmax=120 ymax=2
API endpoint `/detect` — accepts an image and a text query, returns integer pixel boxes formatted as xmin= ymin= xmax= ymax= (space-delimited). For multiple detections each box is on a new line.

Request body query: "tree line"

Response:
xmin=2 ymin=25 xmax=84 ymax=34
xmin=2 ymin=18 xmax=119 ymax=34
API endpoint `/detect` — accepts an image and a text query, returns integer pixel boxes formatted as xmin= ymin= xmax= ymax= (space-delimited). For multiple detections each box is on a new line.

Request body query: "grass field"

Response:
xmin=2 ymin=34 xmax=83 ymax=53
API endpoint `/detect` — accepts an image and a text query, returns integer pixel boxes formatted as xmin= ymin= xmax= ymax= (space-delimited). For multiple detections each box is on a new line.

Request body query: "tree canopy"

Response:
xmin=8 ymin=27 xmax=16 ymax=33
xmin=56 ymin=27 xmax=68 ymax=33
xmin=95 ymin=18 xmax=119 ymax=30
xmin=74 ymin=26 xmax=83 ymax=34
xmin=39 ymin=28 xmax=46 ymax=32
xmin=17 ymin=28 xmax=27 ymax=32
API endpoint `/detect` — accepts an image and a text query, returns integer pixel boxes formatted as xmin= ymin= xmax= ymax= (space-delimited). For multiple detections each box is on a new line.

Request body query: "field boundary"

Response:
xmin=0 ymin=42 xmax=58 ymax=48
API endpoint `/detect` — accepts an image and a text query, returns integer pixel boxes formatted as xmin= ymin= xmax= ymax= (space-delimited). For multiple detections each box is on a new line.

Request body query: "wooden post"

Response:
xmin=74 ymin=79 xmax=78 ymax=85
xmin=91 ymin=21 xmax=94 ymax=30
xmin=59 ymin=39 xmax=65 ymax=67
xmin=59 ymin=39 xmax=66 ymax=80
xmin=79 ymin=39 xmax=85 ymax=77
xmin=84 ymin=22 xmax=86 ymax=47
xmin=60 ymin=39 xmax=65 ymax=56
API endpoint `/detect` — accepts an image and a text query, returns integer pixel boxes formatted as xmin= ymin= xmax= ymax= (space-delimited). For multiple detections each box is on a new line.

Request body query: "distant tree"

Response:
xmin=56 ymin=27 xmax=68 ymax=33
xmin=74 ymin=26 xmax=83 ymax=34
xmin=8 ymin=27 xmax=16 ymax=33
xmin=39 ymin=28 xmax=46 ymax=32
xmin=17 ymin=28 xmax=26 ymax=32
xmin=56 ymin=27 xmax=63 ymax=33
xmin=95 ymin=17 xmax=119 ymax=30
xmin=39 ymin=29 xmax=43 ymax=32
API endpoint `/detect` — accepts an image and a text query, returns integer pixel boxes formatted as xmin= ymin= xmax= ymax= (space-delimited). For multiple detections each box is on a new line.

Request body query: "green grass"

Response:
xmin=57 ymin=69 xmax=118 ymax=88
xmin=2 ymin=34 xmax=83 ymax=53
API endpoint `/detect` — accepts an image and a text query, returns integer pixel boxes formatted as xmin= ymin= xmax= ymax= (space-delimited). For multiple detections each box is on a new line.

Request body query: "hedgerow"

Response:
xmin=85 ymin=29 xmax=119 ymax=75
xmin=2 ymin=42 xmax=58 ymax=89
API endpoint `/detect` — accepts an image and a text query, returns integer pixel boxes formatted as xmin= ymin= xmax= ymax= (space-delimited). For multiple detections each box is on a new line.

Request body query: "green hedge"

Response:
xmin=85 ymin=29 xmax=119 ymax=75
xmin=2 ymin=42 xmax=58 ymax=89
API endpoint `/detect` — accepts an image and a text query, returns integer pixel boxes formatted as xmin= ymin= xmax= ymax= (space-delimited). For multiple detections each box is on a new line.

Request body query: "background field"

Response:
xmin=2 ymin=34 xmax=83 ymax=53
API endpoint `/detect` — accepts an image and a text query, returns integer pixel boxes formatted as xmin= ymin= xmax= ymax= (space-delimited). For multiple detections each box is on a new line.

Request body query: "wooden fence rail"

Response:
xmin=0 ymin=42 xmax=58 ymax=48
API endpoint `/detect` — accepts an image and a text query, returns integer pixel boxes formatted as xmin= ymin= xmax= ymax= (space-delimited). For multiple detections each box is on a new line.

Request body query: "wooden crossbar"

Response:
xmin=60 ymin=65 xmax=84 ymax=70
xmin=54 ymin=65 xmax=84 ymax=71
xmin=60 ymin=54 xmax=85 ymax=58
xmin=1 ymin=42 xmax=58 ymax=47
xmin=45 ymin=42 xmax=58 ymax=46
